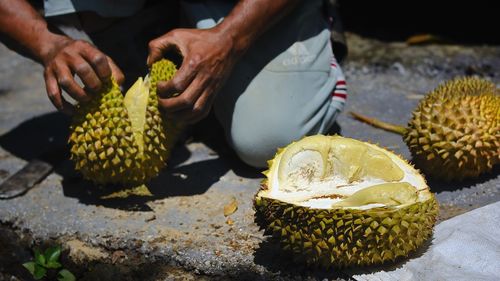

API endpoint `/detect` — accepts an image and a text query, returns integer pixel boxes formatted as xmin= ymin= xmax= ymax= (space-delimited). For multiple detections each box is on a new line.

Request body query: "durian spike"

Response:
xmin=350 ymin=111 xmax=408 ymax=135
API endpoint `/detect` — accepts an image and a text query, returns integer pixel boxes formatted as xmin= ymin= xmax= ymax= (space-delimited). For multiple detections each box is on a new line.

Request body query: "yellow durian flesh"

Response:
xmin=265 ymin=135 xmax=429 ymax=208
xmin=123 ymin=76 xmax=151 ymax=154
xmin=331 ymin=182 xmax=418 ymax=207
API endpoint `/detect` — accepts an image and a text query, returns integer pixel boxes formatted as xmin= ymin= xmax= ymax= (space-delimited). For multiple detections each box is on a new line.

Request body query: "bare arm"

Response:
xmin=148 ymin=0 xmax=300 ymax=124
xmin=0 ymin=0 xmax=123 ymax=114
xmin=215 ymin=0 xmax=300 ymax=55
xmin=0 ymin=0 xmax=65 ymax=63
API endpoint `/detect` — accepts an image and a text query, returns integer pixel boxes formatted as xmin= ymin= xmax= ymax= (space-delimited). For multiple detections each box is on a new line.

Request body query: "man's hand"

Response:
xmin=42 ymin=39 xmax=124 ymax=114
xmin=0 ymin=0 xmax=125 ymax=114
xmin=146 ymin=0 xmax=299 ymax=124
xmin=147 ymin=28 xmax=239 ymax=124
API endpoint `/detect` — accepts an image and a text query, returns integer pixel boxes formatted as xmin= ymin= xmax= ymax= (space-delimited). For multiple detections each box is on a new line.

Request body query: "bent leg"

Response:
xmin=182 ymin=0 xmax=348 ymax=167
xmin=216 ymin=55 xmax=346 ymax=168
xmin=214 ymin=8 xmax=347 ymax=167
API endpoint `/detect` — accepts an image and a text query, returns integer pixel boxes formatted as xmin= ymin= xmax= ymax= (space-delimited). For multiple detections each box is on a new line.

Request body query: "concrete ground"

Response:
xmin=0 ymin=33 xmax=499 ymax=280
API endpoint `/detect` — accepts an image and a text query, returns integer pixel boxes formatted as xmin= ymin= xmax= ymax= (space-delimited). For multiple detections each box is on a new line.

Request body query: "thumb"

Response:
xmin=147 ymin=34 xmax=179 ymax=67
xmin=147 ymin=42 xmax=163 ymax=67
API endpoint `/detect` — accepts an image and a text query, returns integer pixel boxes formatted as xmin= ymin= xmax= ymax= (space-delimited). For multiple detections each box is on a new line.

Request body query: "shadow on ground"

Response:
xmin=59 ymin=152 xmax=230 ymax=211
xmin=0 ymin=112 xmax=263 ymax=211
xmin=253 ymin=238 xmax=350 ymax=280
xmin=59 ymin=112 xmax=262 ymax=211
xmin=0 ymin=112 xmax=70 ymax=169
xmin=253 ymin=234 xmax=433 ymax=280
xmin=426 ymin=165 xmax=500 ymax=193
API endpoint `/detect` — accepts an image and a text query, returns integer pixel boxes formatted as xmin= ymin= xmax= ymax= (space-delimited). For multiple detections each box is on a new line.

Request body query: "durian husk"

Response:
xmin=405 ymin=77 xmax=499 ymax=181
xmin=69 ymin=59 xmax=181 ymax=185
xmin=254 ymin=195 xmax=438 ymax=267
xmin=254 ymin=135 xmax=439 ymax=267
xmin=351 ymin=77 xmax=499 ymax=181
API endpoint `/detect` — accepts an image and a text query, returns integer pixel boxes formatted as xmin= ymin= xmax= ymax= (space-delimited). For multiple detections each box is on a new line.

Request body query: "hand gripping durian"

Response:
xmin=254 ymin=135 xmax=438 ymax=267
xmin=69 ymin=59 xmax=181 ymax=185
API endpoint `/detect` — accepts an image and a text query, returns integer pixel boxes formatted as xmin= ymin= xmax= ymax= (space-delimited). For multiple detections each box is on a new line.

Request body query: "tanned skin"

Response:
xmin=0 ymin=0 xmax=124 ymax=115
xmin=1 ymin=0 xmax=299 ymax=122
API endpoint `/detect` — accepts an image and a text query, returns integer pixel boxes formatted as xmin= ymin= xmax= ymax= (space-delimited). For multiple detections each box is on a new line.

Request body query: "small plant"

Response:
xmin=22 ymin=245 xmax=75 ymax=281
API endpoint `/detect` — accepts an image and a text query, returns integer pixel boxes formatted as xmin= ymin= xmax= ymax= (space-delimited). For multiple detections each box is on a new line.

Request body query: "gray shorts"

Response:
xmin=47 ymin=0 xmax=348 ymax=168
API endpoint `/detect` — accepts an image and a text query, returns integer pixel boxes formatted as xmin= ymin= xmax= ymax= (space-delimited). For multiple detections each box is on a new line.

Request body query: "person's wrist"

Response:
xmin=212 ymin=21 xmax=250 ymax=58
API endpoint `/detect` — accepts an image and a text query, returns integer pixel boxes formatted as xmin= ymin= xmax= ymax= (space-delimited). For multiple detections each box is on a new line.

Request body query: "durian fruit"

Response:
xmin=69 ymin=59 xmax=182 ymax=185
xmin=254 ymin=135 xmax=438 ymax=267
xmin=351 ymin=77 xmax=499 ymax=181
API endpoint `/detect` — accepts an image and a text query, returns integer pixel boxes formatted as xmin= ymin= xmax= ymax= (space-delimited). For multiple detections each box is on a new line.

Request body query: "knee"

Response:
xmin=232 ymin=142 xmax=270 ymax=168
xmin=229 ymin=127 xmax=301 ymax=168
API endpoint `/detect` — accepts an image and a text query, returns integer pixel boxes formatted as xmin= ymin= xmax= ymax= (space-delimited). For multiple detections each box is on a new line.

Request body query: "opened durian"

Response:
xmin=254 ymin=135 xmax=438 ymax=267
xmin=69 ymin=59 xmax=181 ymax=185
xmin=351 ymin=77 xmax=499 ymax=181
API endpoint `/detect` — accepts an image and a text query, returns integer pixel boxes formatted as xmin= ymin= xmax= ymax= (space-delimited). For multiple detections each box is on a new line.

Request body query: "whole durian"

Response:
xmin=351 ymin=77 xmax=499 ymax=181
xmin=254 ymin=135 xmax=438 ymax=267
xmin=69 ymin=59 xmax=181 ymax=185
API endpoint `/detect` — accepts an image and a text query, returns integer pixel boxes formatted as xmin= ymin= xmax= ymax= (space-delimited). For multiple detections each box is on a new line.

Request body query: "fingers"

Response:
xmin=152 ymin=30 xmax=218 ymax=123
xmin=44 ymin=69 xmax=74 ymax=115
xmin=174 ymin=88 xmax=215 ymax=124
xmin=159 ymin=74 xmax=218 ymax=124
xmin=147 ymin=31 xmax=183 ymax=66
xmin=158 ymin=71 xmax=204 ymax=113
xmin=79 ymin=47 xmax=111 ymax=81
xmin=79 ymin=43 xmax=125 ymax=86
xmin=148 ymin=28 xmax=237 ymax=124
xmin=107 ymin=56 xmax=125 ymax=85
xmin=70 ymin=56 xmax=102 ymax=93
xmin=147 ymin=40 xmax=165 ymax=67
xmin=53 ymin=61 xmax=90 ymax=103
xmin=42 ymin=40 xmax=125 ymax=112
xmin=157 ymin=63 xmax=196 ymax=99
xmin=156 ymin=42 xmax=201 ymax=99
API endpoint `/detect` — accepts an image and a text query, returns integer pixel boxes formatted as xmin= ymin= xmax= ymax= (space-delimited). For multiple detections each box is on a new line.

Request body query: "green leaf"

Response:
xmin=22 ymin=261 xmax=36 ymax=275
xmin=33 ymin=264 xmax=47 ymax=280
xmin=46 ymin=260 xmax=62 ymax=269
xmin=58 ymin=269 xmax=76 ymax=281
xmin=44 ymin=245 xmax=62 ymax=267
xmin=34 ymin=249 xmax=46 ymax=267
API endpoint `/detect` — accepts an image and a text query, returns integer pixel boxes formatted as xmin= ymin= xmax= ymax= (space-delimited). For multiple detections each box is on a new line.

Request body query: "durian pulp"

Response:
xmin=123 ymin=76 xmax=151 ymax=154
xmin=265 ymin=136 xmax=431 ymax=210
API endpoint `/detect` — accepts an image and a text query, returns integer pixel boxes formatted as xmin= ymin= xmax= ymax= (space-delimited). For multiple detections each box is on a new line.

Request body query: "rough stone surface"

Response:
xmin=1 ymin=33 xmax=499 ymax=280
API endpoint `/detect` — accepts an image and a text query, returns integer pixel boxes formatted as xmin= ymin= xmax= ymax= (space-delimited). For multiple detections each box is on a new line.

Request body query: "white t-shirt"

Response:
xmin=44 ymin=0 xmax=146 ymax=17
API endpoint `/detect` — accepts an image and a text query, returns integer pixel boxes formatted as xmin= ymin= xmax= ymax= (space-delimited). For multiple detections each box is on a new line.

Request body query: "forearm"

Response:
xmin=215 ymin=0 xmax=300 ymax=55
xmin=0 ymin=0 xmax=70 ymax=64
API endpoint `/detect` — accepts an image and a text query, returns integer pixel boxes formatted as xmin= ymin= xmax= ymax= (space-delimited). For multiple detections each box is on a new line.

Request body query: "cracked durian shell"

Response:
xmin=254 ymin=135 xmax=438 ymax=267
xmin=69 ymin=59 xmax=182 ymax=185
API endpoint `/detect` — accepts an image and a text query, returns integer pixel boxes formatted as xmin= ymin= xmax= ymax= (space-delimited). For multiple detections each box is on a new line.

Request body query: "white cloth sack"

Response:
xmin=348 ymin=201 xmax=500 ymax=281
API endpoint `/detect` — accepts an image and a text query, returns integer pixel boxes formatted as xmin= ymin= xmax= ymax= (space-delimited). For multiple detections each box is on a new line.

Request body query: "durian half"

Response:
xmin=254 ymin=135 xmax=438 ymax=267
xmin=69 ymin=59 xmax=181 ymax=185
